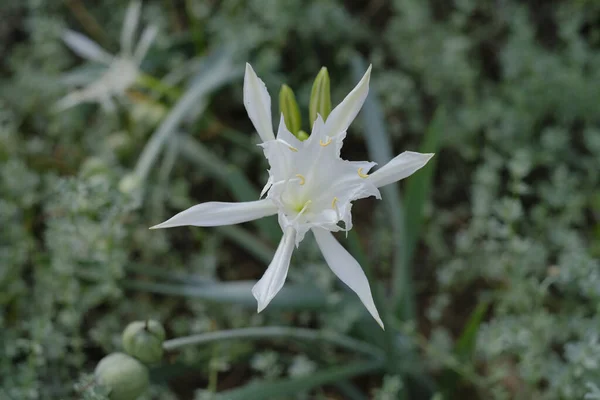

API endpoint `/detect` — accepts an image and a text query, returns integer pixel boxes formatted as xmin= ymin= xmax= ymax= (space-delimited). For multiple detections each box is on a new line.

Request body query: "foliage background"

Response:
xmin=2 ymin=0 xmax=600 ymax=399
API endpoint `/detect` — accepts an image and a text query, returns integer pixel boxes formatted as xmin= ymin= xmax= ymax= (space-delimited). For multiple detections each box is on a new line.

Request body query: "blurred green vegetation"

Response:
xmin=2 ymin=0 xmax=600 ymax=399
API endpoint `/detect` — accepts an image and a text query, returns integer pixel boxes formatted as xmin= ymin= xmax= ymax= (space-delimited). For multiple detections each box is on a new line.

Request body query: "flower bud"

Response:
xmin=278 ymin=84 xmax=302 ymax=136
xmin=122 ymin=320 xmax=166 ymax=364
xmin=95 ymin=352 xmax=149 ymax=400
xmin=309 ymin=67 xmax=331 ymax=127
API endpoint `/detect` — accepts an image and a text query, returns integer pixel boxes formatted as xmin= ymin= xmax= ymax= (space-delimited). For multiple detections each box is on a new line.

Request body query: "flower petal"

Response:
xmin=150 ymin=199 xmax=277 ymax=229
xmin=368 ymin=151 xmax=434 ymax=188
xmin=252 ymin=227 xmax=296 ymax=312
xmin=276 ymin=114 xmax=302 ymax=147
xmin=54 ymin=91 xmax=85 ymax=112
xmin=322 ymin=65 xmax=371 ymax=136
xmin=133 ymin=25 xmax=158 ymax=64
xmin=244 ymin=63 xmax=275 ymax=142
xmin=62 ymin=30 xmax=113 ymax=65
xmin=121 ymin=0 xmax=142 ymax=55
xmin=313 ymin=228 xmax=384 ymax=329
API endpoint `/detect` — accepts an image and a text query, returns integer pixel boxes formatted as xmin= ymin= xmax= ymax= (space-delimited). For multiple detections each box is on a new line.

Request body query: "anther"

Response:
xmin=319 ymin=137 xmax=332 ymax=147
xmin=331 ymin=197 xmax=338 ymax=208
xmin=357 ymin=168 xmax=369 ymax=178
xmin=288 ymin=145 xmax=298 ymax=152
xmin=295 ymin=174 xmax=305 ymax=185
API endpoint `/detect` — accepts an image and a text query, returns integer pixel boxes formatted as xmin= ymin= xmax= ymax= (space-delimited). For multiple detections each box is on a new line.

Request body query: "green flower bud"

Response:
xmin=278 ymin=84 xmax=302 ymax=136
xmin=309 ymin=67 xmax=331 ymax=127
xmin=95 ymin=352 xmax=149 ymax=400
xmin=122 ymin=320 xmax=166 ymax=364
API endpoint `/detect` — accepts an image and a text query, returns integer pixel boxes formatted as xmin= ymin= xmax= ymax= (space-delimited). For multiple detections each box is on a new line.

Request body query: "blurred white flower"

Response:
xmin=57 ymin=1 xmax=157 ymax=111
xmin=151 ymin=63 xmax=434 ymax=329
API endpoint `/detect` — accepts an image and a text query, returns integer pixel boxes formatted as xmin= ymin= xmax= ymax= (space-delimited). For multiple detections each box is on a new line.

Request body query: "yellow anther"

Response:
xmin=357 ymin=167 xmax=369 ymax=178
xmin=295 ymin=174 xmax=305 ymax=185
xmin=319 ymin=137 xmax=332 ymax=147
xmin=288 ymin=145 xmax=298 ymax=152
xmin=331 ymin=197 xmax=338 ymax=208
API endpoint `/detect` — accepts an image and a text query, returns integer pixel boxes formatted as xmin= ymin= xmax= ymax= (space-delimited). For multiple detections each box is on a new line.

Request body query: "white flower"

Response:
xmin=57 ymin=1 xmax=157 ymax=111
xmin=151 ymin=64 xmax=434 ymax=329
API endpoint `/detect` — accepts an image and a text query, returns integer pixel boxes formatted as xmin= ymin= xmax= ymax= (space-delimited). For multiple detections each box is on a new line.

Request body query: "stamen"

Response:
xmin=331 ymin=197 xmax=338 ymax=208
xmin=295 ymin=174 xmax=306 ymax=185
xmin=288 ymin=145 xmax=298 ymax=152
xmin=357 ymin=167 xmax=369 ymax=178
xmin=291 ymin=200 xmax=312 ymax=223
xmin=319 ymin=137 xmax=332 ymax=147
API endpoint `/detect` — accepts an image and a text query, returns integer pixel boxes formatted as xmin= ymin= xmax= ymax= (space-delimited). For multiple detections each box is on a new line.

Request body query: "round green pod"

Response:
xmin=122 ymin=320 xmax=166 ymax=364
xmin=95 ymin=352 xmax=149 ymax=400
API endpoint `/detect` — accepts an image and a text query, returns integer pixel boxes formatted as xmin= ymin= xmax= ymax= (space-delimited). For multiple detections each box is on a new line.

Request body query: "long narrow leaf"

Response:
xmin=403 ymin=107 xmax=445 ymax=267
xmin=123 ymin=280 xmax=327 ymax=310
xmin=134 ymin=49 xmax=239 ymax=182
xmin=350 ymin=55 xmax=411 ymax=320
xmin=214 ymin=360 xmax=384 ymax=400
xmin=162 ymin=326 xmax=384 ymax=358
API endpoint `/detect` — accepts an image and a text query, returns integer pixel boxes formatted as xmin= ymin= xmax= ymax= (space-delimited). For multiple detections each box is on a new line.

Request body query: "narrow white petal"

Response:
xmin=121 ymin=0 xmax=142 ymax=55
xmin=150 ymin=199 xmax=277 ymax=229
xmin=244 ymin=63 xmax=275 ymax=142
xmin=323 ymin=65 xmax=371 ymax=136
xmin=252 ymin=227 xmax=296 ymax=312
xmin=100 ymin=95 xmax=117 ymax=112
xmin=313 ymin=228 xmax=384 ymax=329
xmin=276 ymin=114 xmax=302 ymax=146
xmin=54 ymin=91 xmax=84 ymax=112
xmin=368 ymin=151 xmax=434 ymax=188
xmin=133 ymin=25 xmax=158 ymax=64
xmin=62 ymin=30 xmax=113 ymax=64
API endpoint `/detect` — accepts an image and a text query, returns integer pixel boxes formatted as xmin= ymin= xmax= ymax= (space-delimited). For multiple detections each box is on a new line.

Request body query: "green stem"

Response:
xmin=163 ymin=326 xmax=385 ymax=360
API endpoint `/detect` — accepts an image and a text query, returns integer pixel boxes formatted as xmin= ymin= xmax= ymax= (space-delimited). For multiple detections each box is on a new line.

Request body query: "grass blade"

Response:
xmin=123 ymin=279 xmax=327 ymax=310
xmin=163 ymin=326 xmax=384 ymax=359
xmin=402 ymin=107 xmax=445 ymax=269
xmin=214 ymin=360 xmax=384 ymax=400
xmin=350 ymin=55 xmax=411 ymax=320
xmin=134 ymin=49 xmax=239 ymax=183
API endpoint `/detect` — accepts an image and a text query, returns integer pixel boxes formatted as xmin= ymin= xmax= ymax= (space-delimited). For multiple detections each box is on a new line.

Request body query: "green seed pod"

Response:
xmin=278 ymin=84 xmax=302 ymax=136
xmin=95 ymin=352 xmax=149 ymax=400
xmin=122 ymin=320 xmax=166 ymax=364
xmin=309 ymin=67 xmax=331 ymax=127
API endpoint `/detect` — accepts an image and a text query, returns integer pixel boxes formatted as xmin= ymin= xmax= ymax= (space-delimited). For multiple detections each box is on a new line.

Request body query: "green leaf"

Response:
xmin=403 ymin=107 xmax=445 ymax=268
xmin=439 ymin=301 xmax=488 ymax=397
xmin=455 ymin=301 xmax=489 ymax=360
xmin=134 ymin=49 xmax=239 ymax=183
xmin=123 ymin=280 xmax=327 ymax=310
xmin=214 ymin=360 xmax=383 ymax=400
xmin=350 ymin=55 xmax=411 ymax=321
